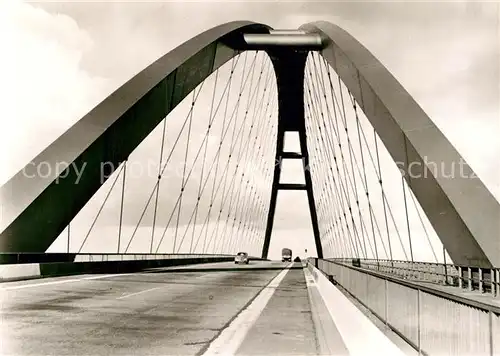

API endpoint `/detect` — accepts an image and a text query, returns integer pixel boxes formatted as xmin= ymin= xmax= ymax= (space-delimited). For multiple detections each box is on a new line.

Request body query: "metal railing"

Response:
xmin=329 ymin=258 xmax=500 ymax=298
xmin=0 ymin=253 xmax=264 ymax=265
xmin=309 ymin=258 xmax=500 ymax=356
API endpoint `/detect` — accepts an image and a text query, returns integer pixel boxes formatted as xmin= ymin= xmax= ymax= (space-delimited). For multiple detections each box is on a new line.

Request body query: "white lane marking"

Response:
xmin=0 ymin=273 xmax=136 ymax=291
xmin=202 ymin=262 xmax=293 ymax=356
xmin=81 ymin=274 xmax=134 ymax=280
xmin=117 ymin=286 xmax=164 ymax=300
xmin=0 ymin=261 xmax=254 ymax=291
xmin=0 ymin=260 xmax=273 ymax=291
xmin=0 ymin=278 xmax=82 ymax=290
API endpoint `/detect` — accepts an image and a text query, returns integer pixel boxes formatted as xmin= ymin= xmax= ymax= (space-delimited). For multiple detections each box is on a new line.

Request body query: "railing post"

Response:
xmin=491 ymin=268 xmax=495 ymax=297
xmin=495 ymin=268 xmax=500 ymax=298
xmin=417 ymin=288 xmax=422 ymax=355
xmin=444 ymin=262 xmax=449 ymax=285
xmin=384 ymin=278 xmax=389 ymax=326
xmin=489 ymin=310 xmax=494 ymax=356
xmin=468 ymin=267 xmax=472 ymax=291
xmin=479 ymin=268 xmax=483 ymax=293
xmin=458 ymin=266 xmax=463 ymax=289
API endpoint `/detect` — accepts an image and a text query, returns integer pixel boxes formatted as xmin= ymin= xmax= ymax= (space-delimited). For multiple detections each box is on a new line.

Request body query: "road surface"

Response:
xmin=0 ymin=261 xmax=348 ymax=355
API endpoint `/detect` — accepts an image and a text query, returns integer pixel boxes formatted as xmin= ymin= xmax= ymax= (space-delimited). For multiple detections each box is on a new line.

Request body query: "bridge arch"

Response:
xmin=0 ymin=21 xmax=269 ymax=253
xmin=301 ymin=21 xmax=499 ymax=267
xmin=1 ymin=21 xmax=498 ymax=267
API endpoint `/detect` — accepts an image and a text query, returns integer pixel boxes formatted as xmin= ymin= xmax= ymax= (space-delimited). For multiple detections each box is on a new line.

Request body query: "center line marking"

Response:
xmin=0 ymin=273 xmax=136 ymax=291
xmin=0 ymin=279 xmax=82 ymax=290
xmin=201 ymin=262 xmax=293 ymax=356
xmin=117 ymin=286 xmax=164 ymax=299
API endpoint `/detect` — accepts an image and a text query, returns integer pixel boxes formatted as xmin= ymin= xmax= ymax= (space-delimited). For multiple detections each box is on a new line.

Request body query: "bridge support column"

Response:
xmin=261 ymin=49 xmax=323 ymax=259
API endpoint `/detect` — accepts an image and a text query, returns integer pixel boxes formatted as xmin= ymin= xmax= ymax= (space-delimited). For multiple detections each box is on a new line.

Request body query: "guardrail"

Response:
xmin=309 ymin=258 xmax=500 ymax=356
xmin=329 ymin=258 xmax=500 ymax=298
xmin=0 ymin=253 xmax=264 ymax=264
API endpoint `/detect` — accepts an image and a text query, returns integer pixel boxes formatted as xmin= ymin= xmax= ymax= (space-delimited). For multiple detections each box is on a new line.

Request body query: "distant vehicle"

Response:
xmin=282 ymin=248 xmax=292 ymax=262
xmin=235 ymin=252 xmax=249 ymax=264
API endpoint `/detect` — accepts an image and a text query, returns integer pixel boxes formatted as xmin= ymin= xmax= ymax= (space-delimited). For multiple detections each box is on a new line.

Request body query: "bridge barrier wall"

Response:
xmin=305 ymin=260 xmax=407 ymax=356
xmin=0 ymin=263 xmax=41 ymax=281
xmin=0 ymin=254 xmax=264 ymax=282
xmin=310 ymin=258 xmax=500 ymax=356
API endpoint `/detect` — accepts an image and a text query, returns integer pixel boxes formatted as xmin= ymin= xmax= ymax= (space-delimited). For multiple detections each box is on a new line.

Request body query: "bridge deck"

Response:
xmin=1 ymin=261 xmax=404 ymax=355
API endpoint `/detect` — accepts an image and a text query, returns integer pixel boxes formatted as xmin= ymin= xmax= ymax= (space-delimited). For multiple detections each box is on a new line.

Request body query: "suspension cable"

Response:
xmin=77 ymin=162 xmax=126 ymax=253
xmin=153 ymin=53 xmax=261 ymax=253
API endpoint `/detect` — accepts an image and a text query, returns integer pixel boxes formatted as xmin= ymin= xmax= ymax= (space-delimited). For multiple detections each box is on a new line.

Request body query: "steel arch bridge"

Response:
xmin=1 ymin=21 xmax=499 ymax=270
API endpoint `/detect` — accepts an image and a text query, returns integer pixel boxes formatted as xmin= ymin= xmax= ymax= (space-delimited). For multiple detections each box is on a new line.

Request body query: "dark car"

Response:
xmin=282 ymin=248 xmax=292 ymax=262
xmin=235 ymin=252 xmax=249 ymax=264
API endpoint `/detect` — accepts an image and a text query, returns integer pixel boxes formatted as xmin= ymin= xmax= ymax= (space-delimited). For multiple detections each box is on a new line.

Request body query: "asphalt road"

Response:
xmin=0 ymin=261 xmax=329 ymax=356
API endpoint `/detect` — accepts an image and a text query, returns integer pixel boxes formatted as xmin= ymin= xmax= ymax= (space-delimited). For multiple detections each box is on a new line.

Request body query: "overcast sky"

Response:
xmin=1 ymin=0 xmax=498 ymax=260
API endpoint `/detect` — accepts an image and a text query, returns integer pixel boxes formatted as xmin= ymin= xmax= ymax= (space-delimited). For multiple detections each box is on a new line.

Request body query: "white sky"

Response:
xmin=1 ymin=0 xmax=498 ymax=261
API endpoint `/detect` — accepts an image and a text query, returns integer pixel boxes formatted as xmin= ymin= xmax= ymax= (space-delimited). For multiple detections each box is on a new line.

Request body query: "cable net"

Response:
xmin=48 ymin=51 xmax=278 ymax=257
